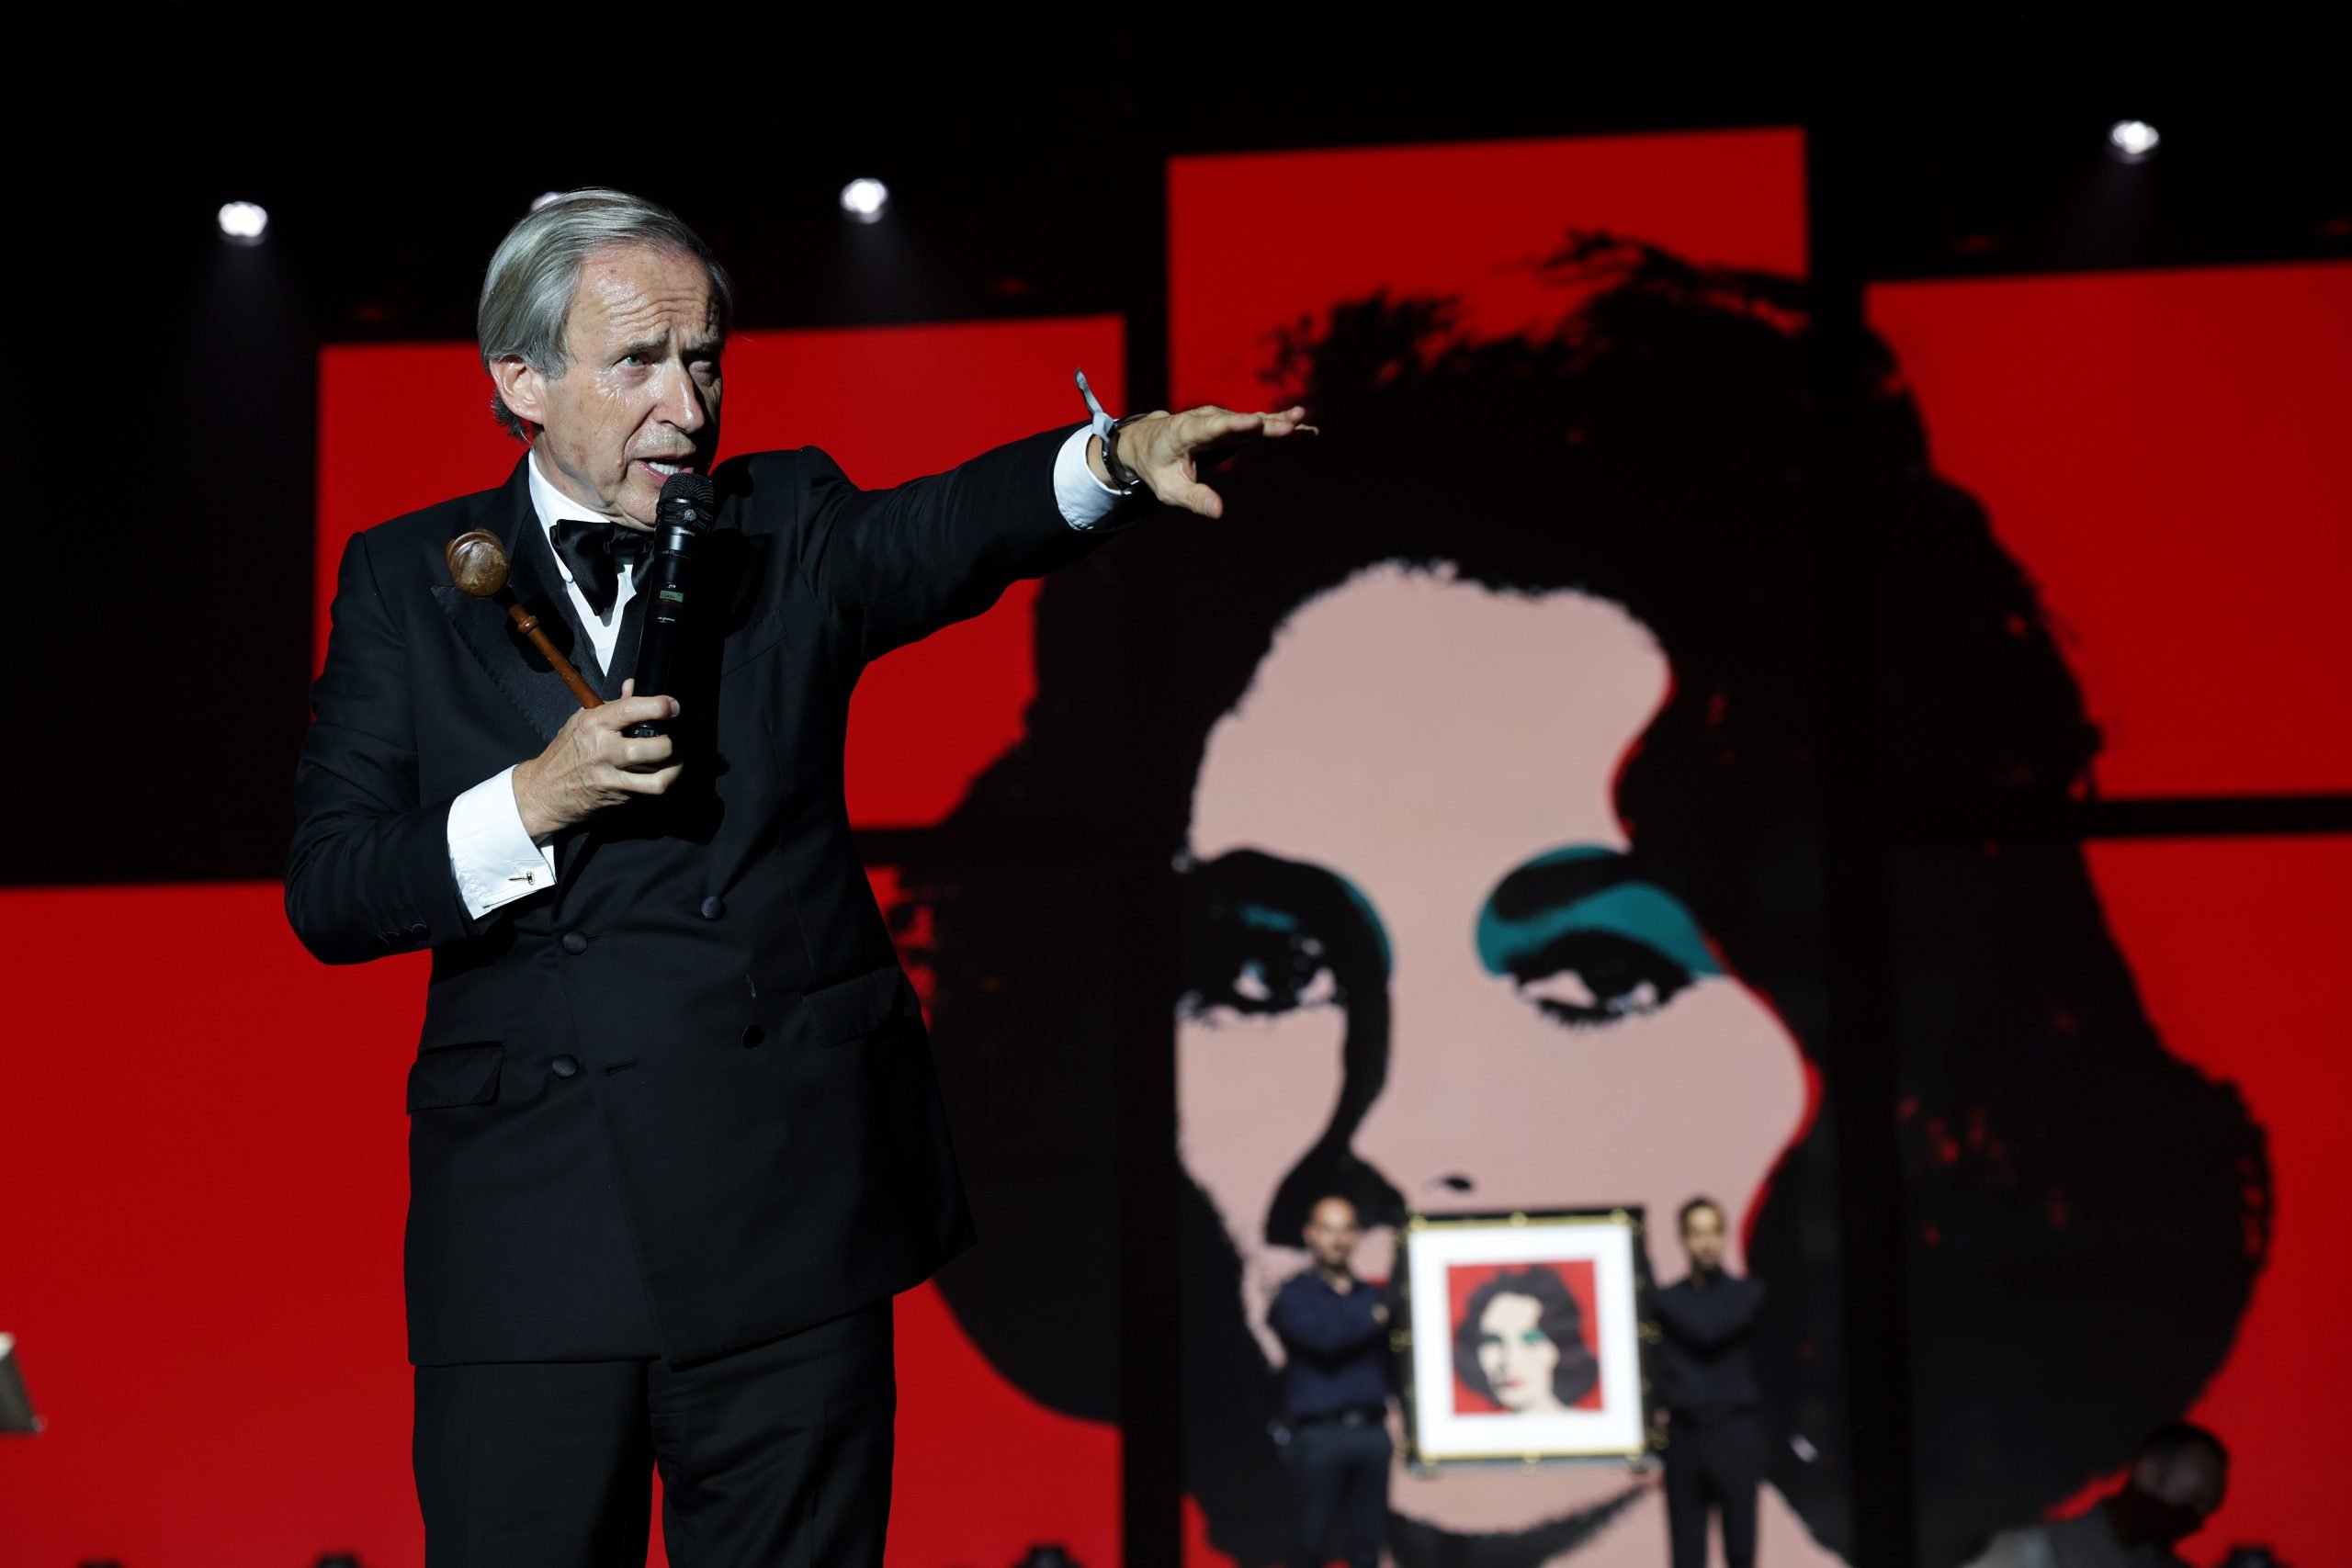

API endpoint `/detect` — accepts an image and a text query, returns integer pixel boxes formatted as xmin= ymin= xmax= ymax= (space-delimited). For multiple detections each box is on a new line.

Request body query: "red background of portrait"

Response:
xmin=1871 ymin=268 xmax=2352 ymax=1565
xmin=1868 ymin=265 xmax=2352 ymax=800
xmin=1169 ymin=129 xmax=1809 ymax=410
xmin=1445 ymin=1260 xmax=1605 ymax=1416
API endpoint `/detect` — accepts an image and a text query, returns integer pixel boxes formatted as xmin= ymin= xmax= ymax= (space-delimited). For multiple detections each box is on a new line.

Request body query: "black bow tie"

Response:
xmin=551 ymin=520 xmax=652 ymax=618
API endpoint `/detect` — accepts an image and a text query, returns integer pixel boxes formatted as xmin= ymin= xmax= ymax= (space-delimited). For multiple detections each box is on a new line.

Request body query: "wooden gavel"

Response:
xmin=446 ymin=530 xmax=604 ymax=709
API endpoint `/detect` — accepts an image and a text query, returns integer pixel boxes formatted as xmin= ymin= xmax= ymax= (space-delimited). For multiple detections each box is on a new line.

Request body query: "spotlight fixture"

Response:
xmin=217 ymin=200 xmax=269 ymax=245
xmin=2108 ymin=119 xmax=2160 ymax=164
xmin=840 ymin=177 xmax=889 ymax=224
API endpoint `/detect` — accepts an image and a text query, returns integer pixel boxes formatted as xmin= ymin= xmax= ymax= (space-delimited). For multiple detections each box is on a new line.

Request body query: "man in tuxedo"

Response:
xmin=1657 ymin=1196 xmax=1769 ymax=1568
xmin=285 ymin=187 xmax=1308 ymax=1566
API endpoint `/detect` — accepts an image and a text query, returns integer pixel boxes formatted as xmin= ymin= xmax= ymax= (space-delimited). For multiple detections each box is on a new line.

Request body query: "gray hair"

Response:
xmin=477 ymin=188 xmax=735 ymax=440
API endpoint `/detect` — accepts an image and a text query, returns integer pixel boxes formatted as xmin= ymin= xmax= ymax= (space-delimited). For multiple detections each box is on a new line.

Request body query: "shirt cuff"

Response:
xmin=447 ymin=765 xmax=557 ymax=919
xmin=1052 ymin=423 xmax=1134 ymax=532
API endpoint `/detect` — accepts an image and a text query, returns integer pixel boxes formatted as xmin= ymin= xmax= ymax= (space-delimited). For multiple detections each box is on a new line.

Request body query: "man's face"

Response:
xmin=1303 ymin=1198 xmax=1362 ymax=1271
xmin=1681 ymin=1203 xmax=1727 ymax=1272
xmin=494 ymin=243 xmax=724 ymax=528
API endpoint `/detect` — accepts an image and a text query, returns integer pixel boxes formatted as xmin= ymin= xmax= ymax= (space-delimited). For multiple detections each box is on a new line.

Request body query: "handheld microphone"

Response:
xmin=624 ymin=470 xmax=718 ymax=739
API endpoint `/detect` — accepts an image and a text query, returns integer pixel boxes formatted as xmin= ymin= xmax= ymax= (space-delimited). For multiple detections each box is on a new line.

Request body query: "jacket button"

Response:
xmin=560 ymin=931 xmax=589 ymax=954
xmin=551 ymin=1055 xmax=580 ymax=1078
xmin=741 ymin=1024 xmax=765 ymax=1049
xmin=699 ymin=895 xmax=726 ymax=920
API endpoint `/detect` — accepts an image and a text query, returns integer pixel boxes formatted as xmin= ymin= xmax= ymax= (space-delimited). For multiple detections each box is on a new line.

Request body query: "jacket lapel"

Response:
xmin=433 ymin=457 xmax=582 ymax=748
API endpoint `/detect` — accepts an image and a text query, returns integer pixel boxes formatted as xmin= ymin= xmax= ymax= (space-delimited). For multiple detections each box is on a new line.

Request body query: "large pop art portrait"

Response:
xmin=914 ymin=232 xmax=2268 ymax=1568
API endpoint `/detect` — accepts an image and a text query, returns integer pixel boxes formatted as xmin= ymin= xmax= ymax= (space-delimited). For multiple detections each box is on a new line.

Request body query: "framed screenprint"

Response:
xmin=1396 ymin=1209 xmax=1659 ymax=1466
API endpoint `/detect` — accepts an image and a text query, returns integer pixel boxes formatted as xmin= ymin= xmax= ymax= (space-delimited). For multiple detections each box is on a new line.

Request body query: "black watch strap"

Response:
xmin=1101 ymin=412 xmax=1147 ymax=493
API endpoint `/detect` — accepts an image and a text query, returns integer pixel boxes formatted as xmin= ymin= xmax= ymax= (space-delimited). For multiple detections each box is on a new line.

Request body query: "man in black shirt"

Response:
xmin=1268 ymin=1196 xmax=1393 ymax=1568
xmin=1657 ymin=1195 xmax=1768 ymax=1568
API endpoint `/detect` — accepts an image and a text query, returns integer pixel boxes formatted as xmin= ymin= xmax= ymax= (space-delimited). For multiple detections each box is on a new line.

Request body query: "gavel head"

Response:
xmin=446 ymin=530 xmax=512 ymax=598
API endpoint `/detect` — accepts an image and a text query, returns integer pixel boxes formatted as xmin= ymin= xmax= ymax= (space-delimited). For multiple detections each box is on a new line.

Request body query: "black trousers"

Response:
xmin=1286 ymin=1416 xmax=1390 ymax=1568
xmin=1664 ymin=1410 xmax=1762 ymax=1568
xmin=413 ymin=1303 xmax=893 ymax=1568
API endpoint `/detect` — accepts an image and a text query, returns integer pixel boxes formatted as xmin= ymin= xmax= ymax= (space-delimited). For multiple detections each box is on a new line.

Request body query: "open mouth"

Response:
xmin=636 ymin=457 xmax=695 ymax=479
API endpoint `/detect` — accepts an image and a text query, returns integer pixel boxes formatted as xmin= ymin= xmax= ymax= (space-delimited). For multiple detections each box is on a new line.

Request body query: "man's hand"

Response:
xmin=1091 ymin=404 xmax=1316 ymax=519
xmin=510 ymin=679 xmax=684 ymax=840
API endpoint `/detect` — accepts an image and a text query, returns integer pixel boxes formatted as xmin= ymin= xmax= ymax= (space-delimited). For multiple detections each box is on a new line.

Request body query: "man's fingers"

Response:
xmin=1157 ymin=407 xmax=1316 ymax=468
xmin=1175 ymin=408 xmax=1261 ymax=445
xmin=1165 ymin=404 xmax=1310 ymax=440
xmin=617 ymin=733 xmax=675 ymax=770
xmin=1229 ymin=406 xmax=1312 ymax=437
xmin=1159 ymin=476 xmax=1225 ymax=519
xmin=594 ymin=694 xmax=681 ymax=729
xmin=623 ymin=762 xmax=685 ymax=795
xmin=607 ymin=761 xmax=684 ymax=795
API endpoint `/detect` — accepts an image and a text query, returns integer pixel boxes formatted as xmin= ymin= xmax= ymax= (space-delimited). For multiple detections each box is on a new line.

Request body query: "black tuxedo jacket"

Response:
xmin=286 ymin=426 xmax=1110 ymax=1366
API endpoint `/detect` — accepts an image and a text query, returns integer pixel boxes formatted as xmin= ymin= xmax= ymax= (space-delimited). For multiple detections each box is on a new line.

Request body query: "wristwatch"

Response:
xmin=1099 ymin=412 xmax=1147 ymax=492
xmin=1074 ymin=367 xmax=1147 ymax=495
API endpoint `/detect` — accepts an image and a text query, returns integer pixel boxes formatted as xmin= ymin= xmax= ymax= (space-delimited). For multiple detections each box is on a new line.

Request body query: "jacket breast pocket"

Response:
xmin=406 ymin=1043 xmax=503 ymax=1111
xmin=800 ymin=963 xmax=917 ymax=1048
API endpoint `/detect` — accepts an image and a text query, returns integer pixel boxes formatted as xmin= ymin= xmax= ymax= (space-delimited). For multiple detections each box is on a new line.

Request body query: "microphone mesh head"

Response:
xmin=657 ymin=470 xmax=718 ymax=532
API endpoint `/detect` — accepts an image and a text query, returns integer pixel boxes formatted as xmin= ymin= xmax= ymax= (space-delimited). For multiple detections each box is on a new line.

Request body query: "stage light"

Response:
xmin=840 ymin=177 xmax=889 ymax=224
xmin=532 ymin=191 xmax=562 ymax=211
xmin=217 ymin=200 xmax=269 ymax=245
xmin=2109 ymin=120 xmax=2161 ymax=163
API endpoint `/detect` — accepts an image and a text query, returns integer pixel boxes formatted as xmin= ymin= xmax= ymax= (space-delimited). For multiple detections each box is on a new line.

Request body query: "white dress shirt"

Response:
xmin=445 ymin=429 xmax=1125 ymax=919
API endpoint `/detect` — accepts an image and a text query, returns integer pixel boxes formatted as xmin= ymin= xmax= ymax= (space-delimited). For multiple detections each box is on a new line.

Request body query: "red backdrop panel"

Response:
xmin=1444 ymin=1259 xmax=1604 ymax=1416
xmin=2081 ymin=837 xmax=2352 ymax=1567
xmin=1868 ymin=264 xmax=2352 ymax=798
xmin=0 ymin=881 xmax=1118 ymax=1568
xmin=316 ymin=317 xmax=1123 ymax=826
xmin=0 ymin=885 xmax=423 ymax=1564
xmin=1170 ymin=129 xmax=1807 ymax=408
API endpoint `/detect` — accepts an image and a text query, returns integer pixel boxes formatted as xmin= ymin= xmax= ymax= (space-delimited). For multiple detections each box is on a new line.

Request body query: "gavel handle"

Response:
xmin=506 ymin=604 xmax=604 ymax=709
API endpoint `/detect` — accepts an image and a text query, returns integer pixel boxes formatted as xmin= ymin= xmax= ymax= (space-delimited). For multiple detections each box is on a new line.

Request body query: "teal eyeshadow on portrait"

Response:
xmin=1476 ymin=849 xmax=1721 ymax=979
xmin=1228 ymin=874 xmax=1393 ymax=977
xmin=1339 ymin=875 xmax=1394 ymax=976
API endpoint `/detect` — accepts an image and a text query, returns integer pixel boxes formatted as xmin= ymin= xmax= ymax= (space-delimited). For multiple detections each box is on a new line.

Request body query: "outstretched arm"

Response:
xmin=797 ymin=398 xmax=1317 ymax=660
